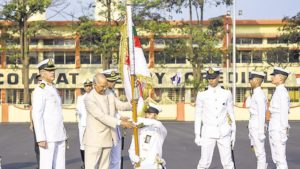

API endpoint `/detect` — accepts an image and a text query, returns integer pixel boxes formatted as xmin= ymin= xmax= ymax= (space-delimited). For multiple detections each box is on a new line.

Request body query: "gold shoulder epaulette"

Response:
xmin=39 ymin=83 xmax=46 ymax=89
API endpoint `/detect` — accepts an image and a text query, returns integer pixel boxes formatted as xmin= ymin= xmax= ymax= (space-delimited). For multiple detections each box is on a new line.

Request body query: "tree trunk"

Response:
xmin=20 ymin=19 xmax=30 ymax=104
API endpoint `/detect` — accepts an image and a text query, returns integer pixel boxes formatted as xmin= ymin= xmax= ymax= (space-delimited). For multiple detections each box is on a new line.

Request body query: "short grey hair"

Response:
xmin=93 ymin=73 xmax=106 ymax=84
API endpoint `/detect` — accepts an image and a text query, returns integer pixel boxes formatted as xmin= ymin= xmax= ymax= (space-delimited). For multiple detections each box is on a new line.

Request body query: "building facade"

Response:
xmin=0 ymin=19 xmax=299 ymax=107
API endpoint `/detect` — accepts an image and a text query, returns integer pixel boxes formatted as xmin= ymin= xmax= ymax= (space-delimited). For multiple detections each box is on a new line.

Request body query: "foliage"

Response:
xmin=280 ymin=12 xmax=300 ymax=45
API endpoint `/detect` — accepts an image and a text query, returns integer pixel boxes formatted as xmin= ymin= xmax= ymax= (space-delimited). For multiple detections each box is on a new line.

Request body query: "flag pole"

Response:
xmin=126 ymin=0 xmax=140 ymax=162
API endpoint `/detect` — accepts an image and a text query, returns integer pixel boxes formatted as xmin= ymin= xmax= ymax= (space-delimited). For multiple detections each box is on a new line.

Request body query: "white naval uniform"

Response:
xmin=129 ymin=118 xmax=167 ymax=169
xmin=194 ymin=85 xmax=236 ymax=169
xmin=269 ymin=84 xmax=290 ymax=169
xmin=32 ymin=80 xmax=67 ymax=169
xmin=248 ymin=87 xmax=267 ymax=169
xmin=76 ymin=93 xmax=87 ymax=150
xmin=110 ymin=112 xmax=122 ymax=169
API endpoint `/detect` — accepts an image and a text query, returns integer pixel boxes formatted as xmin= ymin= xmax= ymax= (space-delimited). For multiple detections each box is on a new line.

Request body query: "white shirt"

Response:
xmin=248 ymin=87 xmax=267 ymax=134
xmin=76 ymin=93 xmax=87 ymax=127
xmin=129 ymin=118 xmax=167 ymax=169
xmin=269 ymin=84 xmax=290 ymax=131
xmin=194 ymin=85 xmax=236 ymax=139
xmin=32 ymin=80 xmax=67 ymax=142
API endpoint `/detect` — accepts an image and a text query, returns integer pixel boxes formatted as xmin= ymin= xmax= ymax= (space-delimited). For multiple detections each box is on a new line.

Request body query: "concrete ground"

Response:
xmin=0 ymin=121 xmax=299 ymax=169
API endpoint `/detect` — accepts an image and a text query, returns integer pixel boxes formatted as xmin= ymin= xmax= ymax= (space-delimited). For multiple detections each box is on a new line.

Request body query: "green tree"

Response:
xmin=0 ymin=0 xmax=52 ymax=104
xmin=280 ymin=11 xmax=300 ymax=45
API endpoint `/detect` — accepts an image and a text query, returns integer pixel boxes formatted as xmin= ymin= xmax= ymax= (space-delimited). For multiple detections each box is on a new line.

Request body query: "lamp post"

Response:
xmin=232 ymin=0 xmax=236 ymax=104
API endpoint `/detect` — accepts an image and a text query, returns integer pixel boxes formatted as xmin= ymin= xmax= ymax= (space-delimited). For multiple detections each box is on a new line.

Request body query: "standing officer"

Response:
xmin=32 ymin=59 xmax=67 ymax=169
xmin=76 ymin=79 xmax=93 ymax=169
xmin=29 ymin=74 xmax=42 ymax=169
xmin=102 ymin=69 xmax=123 ymax=169
xmin=248 ymin=71 xmax=268 ymax=169
xmin=128 ymin=103 xmax=167 ymax=169
xmin=269 ymin=67 xmax=290 ymax=169
xmin=194 ymin=67 xmax=236 ymax=169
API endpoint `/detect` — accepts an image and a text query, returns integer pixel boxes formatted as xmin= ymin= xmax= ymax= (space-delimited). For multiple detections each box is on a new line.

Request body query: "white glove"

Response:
xmin=160 ymin=158 xmax=166 ymax=166
xmin=194 ymin=135 xmax=202 ymax=146
xmin=131 ymin=154 xmax=140 ymax=163
xmin=231 ymin=131 xmax=236 ymax=149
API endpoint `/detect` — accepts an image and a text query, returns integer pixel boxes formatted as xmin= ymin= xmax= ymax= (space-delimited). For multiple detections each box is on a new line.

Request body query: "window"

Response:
xmin=80 ymin=52 xmax=90 ymax=64
xmin=30 ymin=39 xmax=39 ymax=45
xmin=54 ymin=52 xmax=64 ymax=64
xmin=252 ymin=38 xmax=263 ymax=44
xmin=6 ymin=51 xmax=20 ymax=65
xmin=237 ymin=38 xmax=263 ymax=44
xmin=6 ymin=89 xmax=24 ymax=104
xmin=5 ymin=39 xmax=19 ymax=45
xmin=237 ymin=51 xmax=262 ymax=63
xmin=167 ymin=88 xmax=185 ymax=102
xmin=44 ymin=39 xmax=75 ymax=46
xmin=43 ymin=51 xmax=54 ymax=60
xmin=154 ymin=52 xmax=165 ymax=64
xmin=236 ymin=88 xmax=251 ymax=103
xmin=44 ymin=52 xmax=75 ymax=64
xmin=29 ymin=52 xmax=38 ymax=64
xmin=252 ymin=51 xmax=263 ymax=63
xmin=91 ymin=52 xmax=101 ymax=64
xmin=54 ymin=39 xmax=64 ymax=46
xmin=65 ymin=39 xmax=75 ymax=46
xmin=44 ymin=39 xmax=54 ymax=45
xmin=58 ymin=89 xmax=75 ymax=104
xmin=65 ymin=52 xmax=75 ymax=64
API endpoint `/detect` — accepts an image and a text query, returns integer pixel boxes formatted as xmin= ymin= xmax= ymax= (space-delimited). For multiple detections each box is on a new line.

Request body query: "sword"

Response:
xmin=120 ymin=129 xmax=126 ymax=169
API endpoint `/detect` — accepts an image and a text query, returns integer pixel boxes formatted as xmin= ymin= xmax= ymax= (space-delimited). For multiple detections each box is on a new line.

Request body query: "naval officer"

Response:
xmin=128 ymin=103 xmax=167 ymax=169
xmin=194 ymin=67 xmax=236 ymax=169
xmin=31 ymin=59 xmax=67 ymax=169
xmin=248 ymin=71 xmax=268 ymax=169
xmin=76 ymin=79 xmax=93 ymax=169
xmin=102 ymin=69 xmax=124 ymax=169
xmin=269 ymin=67 xmax=290 ymax=169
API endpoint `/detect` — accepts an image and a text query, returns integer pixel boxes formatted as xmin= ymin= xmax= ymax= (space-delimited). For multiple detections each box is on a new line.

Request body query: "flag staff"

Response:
xmin=126 ymin=0 xmax=140 ymax=162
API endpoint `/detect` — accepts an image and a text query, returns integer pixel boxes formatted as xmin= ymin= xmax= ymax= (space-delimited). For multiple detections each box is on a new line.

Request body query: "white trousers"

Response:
xmin=39 ymin=141 xmax=65 ymax=169
xmin=269 ymin=130 xmax=288 ymax=169
xmin=78 ymin=126 xmax=86 ymax=150
xmin=197 ymin=135 xmax=234 ymax=169
xmin=249 ymin=128 xmax=267 ymax=169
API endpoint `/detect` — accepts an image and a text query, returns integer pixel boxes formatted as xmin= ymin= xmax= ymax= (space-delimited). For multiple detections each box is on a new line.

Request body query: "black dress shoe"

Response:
xmin=81 ymin=165 xmax=85 ymax=169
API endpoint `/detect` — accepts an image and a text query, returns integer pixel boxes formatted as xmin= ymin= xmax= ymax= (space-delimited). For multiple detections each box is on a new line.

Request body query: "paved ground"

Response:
xmin=0 ymin=121 xmax=300 ymax=169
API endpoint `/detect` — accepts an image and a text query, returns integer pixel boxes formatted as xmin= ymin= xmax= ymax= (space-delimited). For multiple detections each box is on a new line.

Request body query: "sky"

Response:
xmin=8 ymin=0 xmax=299 ymax=21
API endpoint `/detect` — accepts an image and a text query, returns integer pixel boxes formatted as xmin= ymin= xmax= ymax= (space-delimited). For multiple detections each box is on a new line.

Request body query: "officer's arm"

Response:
xmin=194 ymin=92 xmax=203 ymax=137
xmin=76 ymin=96 xmax=81 ymax=118
xmin=257 ymin=96 xmax=266 ymax=134
xmin=227 ymin=91 xmax=236 ymax=131
xmin=32 ymin=88 xmax=47 ymax=142
xmin=279 ymin=92 xmax=290 ymax=129
xmin=84 ymin=96 xmax=118 ymax=128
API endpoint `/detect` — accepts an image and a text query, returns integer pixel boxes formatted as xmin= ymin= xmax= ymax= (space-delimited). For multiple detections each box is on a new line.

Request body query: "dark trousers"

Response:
xmin=33 ymin=127 xmax=40 ymax=168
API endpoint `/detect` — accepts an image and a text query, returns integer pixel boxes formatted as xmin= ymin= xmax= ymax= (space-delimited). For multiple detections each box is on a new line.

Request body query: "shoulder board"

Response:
xmin=204 ymin=87 xmax=208 ymax=91
xmin=221 ymin=86 xmax=225 ymax=89
xmin=39 ymin=83 xmax=46 ymax=89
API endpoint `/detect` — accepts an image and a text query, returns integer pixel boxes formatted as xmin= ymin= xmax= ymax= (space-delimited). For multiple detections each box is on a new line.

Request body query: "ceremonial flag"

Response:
xmin=171 ymin=72 xmax=182 ymax=86
xmin=119 ymin=24 xmax=152 ymax=116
